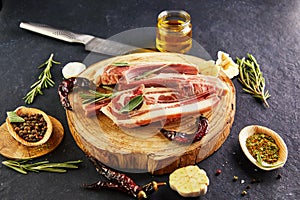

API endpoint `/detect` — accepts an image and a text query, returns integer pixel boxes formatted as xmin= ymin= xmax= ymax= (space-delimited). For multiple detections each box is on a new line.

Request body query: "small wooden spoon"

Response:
xmin=6 ymin=106 xmax=53 ymax=147
xmin=239 ymin=125 xmax=288 ymax=171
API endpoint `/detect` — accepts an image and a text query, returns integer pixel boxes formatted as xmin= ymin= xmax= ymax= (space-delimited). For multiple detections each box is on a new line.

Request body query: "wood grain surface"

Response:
xmin=5 ymin=106 xmax=53 ymax=147
xmin=0 ymin=116 xmax=64 ymax=159
xmin=66 ymin=52 xmax=236 ymax=174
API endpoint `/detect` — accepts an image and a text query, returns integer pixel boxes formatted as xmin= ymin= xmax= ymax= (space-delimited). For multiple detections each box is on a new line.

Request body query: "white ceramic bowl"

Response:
xmin=239 ymin=125 xmax=288 ymax=171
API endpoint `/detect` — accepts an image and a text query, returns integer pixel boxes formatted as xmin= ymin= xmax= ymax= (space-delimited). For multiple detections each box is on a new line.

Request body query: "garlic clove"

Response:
xmin=216 ymin=51 xmax=239 ymax=79
xmin=62 ymin=62 xmax=86 ymax=79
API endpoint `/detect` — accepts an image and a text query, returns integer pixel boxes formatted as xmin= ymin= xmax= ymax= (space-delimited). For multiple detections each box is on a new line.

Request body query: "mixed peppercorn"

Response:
xmin=246 ymin=133 xmax=279 ymax=164
xmin=11 ymin=114 xmax=47 ymax=142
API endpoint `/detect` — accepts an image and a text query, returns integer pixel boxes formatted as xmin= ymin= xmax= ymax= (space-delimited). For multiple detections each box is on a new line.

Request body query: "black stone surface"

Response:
xmin=0 ymin=0 xmax=299 ymax=199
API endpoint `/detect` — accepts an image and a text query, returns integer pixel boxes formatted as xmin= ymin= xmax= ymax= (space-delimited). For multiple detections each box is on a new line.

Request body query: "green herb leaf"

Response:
xmin=6 ymin=111 xmax=25 ymax=123
xmin=80 ymin=90 xmax=113 ymax=104
xmin=120 ymin=95 xmax=143 ymax=113
xmin=23 ymin=53 xmax=60 ymax=104
xmin=134 ymin=65 xmax=168 ymax=80
xmin=101 ymin=86 xmax=114 ymax=91
xmin=2 ymin=161 xmax=28 ymax=174
xmin=237 ymin=54 xmax=270 ymax=107
xmin=2 ymin=159 xmax=82 ymax=174
xmin=256 ymin=153 xmax=284 ymax=168
xmin=112 ymin=62 xmax=129 ymax=67
xmin=33 ymin=167 xmax=67 ymax=173
xmin=256 ymin=153 xmax=263 ymax=166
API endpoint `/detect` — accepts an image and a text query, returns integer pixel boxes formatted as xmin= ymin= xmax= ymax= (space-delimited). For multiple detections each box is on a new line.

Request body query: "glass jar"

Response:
xmin=156 ymin=10 xmax=192 ymax=53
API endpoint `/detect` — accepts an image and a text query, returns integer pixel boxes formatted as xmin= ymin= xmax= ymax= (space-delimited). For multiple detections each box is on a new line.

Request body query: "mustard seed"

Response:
xmin=233 ymin=176 xmax=238 ymax=181
xmin=241 ymin=190 xmax=247 ymax=196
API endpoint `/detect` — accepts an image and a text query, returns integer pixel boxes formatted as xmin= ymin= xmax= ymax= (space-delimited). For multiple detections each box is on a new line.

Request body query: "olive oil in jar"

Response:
xmin=156 ymin=10 xmax=192 ymax=53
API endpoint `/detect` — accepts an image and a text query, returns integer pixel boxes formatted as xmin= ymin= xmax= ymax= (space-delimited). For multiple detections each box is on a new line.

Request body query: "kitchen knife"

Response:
xmin=19 ymin=22 xmax=152 ymax=56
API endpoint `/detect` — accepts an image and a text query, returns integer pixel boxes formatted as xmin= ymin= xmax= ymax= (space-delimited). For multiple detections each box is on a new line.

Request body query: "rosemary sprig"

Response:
xmin=80 ymin=89 xmax=113 ymax=104
xmin=134 ymin=65 xmax=168 ymax=80
xmin=236 ymin=54 xmax=271 ymax=107
xmin=23 ymin=53 xmax=60 ymax=104
xmin=2 ymin=159 xmax=82 ymax=174
xmin=120 ymin=95 xmax=143 ymax=113
xmin=79 ymin=87 xmax=144 ymax=113
xmin=112 ymin=62 xmax=129 ymax=67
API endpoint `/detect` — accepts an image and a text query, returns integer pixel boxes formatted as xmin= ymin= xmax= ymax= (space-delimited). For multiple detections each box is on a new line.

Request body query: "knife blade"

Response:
xmin=19 ymin=22 xmax=151 ymax=56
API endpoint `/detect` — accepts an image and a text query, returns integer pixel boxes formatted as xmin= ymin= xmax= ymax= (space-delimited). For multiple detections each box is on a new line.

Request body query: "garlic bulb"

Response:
xmin=62 ymin=62 xmax=86 ymax=79
xmin=169 ymin=165 xmax=209 ymax=197
xmin=197 ymin=60 xmax=220 ymax=77
xmin=216 ymin=51 xmax=239 ymax=79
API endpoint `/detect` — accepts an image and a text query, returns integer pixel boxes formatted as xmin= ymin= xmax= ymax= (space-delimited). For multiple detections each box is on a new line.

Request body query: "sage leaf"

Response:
xmin=120 ymin=95 xmax=143 ymax=113
xmin=6 ymin=111 xmax=25 ymax=123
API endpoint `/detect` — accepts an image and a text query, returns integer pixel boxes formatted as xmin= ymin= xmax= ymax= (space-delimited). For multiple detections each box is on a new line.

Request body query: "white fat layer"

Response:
xmin=101 ymin=96 xmax=218 ymax=126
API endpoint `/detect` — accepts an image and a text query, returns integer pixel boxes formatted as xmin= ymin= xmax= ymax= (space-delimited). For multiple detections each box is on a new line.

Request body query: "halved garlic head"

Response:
xmin=169 ymin=165 xmax=209 ymax=197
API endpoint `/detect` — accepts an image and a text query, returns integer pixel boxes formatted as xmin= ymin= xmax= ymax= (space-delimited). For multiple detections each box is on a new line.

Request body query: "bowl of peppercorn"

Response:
xmin=6 ymin=106 xmax=53 ymax=147
xmin=239 ymin=125 xmax=288 ymax=171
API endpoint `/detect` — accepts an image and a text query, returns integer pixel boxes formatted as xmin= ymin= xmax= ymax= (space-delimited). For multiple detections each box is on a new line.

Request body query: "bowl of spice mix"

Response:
xmin=6 ymin=106 xmax=53 ymax=146
xmin=239 ymin=125 xmax=288 ymax=171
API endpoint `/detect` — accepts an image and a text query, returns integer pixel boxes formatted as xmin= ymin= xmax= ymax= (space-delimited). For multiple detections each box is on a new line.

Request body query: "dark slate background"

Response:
xmin=0 ymin=0 xmax=299 ymax=199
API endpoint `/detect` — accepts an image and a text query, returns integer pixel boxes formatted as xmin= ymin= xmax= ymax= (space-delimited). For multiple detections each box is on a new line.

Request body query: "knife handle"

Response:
xmin=19 ymin=22 xmax=94 ymax=44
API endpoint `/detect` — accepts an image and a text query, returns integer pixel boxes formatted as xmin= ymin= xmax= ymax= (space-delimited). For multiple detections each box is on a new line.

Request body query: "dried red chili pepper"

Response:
xmin=88 ymin=156 xmax=142 ymax=198
xmin=83 ymin=180 xmax=166 ymax=199
xmin=160 ymin=128 xmax=192 ymax=143
xmin=160 ymin=116 xmax=209 ymax=144
xmin=83 ymin=181 xmax=137 ymax=197
xmin=84 ymin=156 xmax=165 ymax=199
xmin=141 ymin=181 xmax=166 ymax=196
xmin=58 ymin=77 xmax=95 ymax=110
xmin=192 ymin=116 xmax=209 ymax=142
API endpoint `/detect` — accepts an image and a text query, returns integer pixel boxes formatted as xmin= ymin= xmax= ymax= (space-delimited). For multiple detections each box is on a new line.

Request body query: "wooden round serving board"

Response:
xmin=66 ymin=52 xmax=236 ymax=174
xmin=0 ymin=116 xmax=64 ymax=159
